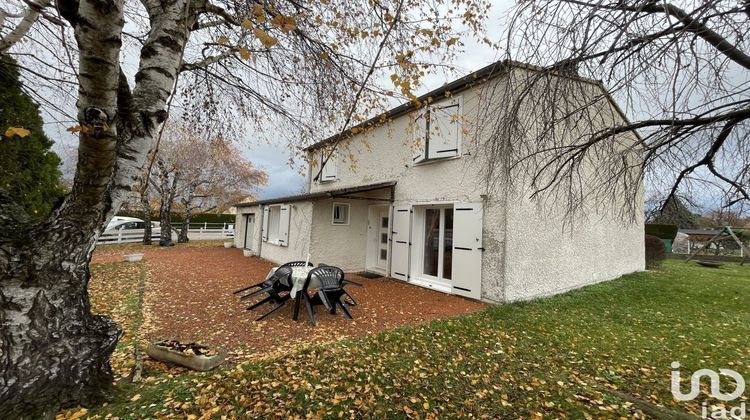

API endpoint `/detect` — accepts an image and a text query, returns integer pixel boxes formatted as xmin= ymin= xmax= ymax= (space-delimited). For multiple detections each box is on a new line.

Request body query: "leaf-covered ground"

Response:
xmin=60 ymin=259 xmax=749 ymax=418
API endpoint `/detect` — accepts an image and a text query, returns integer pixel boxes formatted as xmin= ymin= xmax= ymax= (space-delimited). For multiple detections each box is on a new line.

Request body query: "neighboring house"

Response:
xmin=234 ymin=60 xmax=645 ymax=303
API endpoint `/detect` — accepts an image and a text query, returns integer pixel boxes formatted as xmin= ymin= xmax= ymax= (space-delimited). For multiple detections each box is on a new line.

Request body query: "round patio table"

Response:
xmin=265 ymin=266 xmax=318 ymax=297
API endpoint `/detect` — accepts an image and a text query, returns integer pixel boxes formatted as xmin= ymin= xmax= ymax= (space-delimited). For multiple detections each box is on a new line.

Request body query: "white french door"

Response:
xmin=390 ymin=202 xmax=483 ymax=300
xmin=420 ymin=207 xmax=453 ymax=287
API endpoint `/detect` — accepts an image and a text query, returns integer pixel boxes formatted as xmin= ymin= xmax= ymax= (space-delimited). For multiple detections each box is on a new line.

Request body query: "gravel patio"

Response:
xmin=92 ymin=243 xmax=485 ymax=362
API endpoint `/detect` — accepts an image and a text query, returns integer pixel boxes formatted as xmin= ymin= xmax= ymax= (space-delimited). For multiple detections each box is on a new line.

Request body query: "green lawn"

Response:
xmin=64 ymin=260 xmax=750 ymax=418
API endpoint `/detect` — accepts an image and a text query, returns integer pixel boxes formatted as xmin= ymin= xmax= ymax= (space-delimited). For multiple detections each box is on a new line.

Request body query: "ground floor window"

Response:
xmin=332 ymin=202 xmax=350 ymax=225
xmin=262 ymin=204 xmax=290 ymax=246
xmin=268 ymin=205 xmax=281 ymax=242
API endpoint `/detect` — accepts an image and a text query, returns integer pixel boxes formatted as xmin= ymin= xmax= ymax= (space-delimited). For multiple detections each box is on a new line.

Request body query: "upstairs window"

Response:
xmin=319 ymin=150 xmax=337 ymax=182
xmin=332 ymin=202 xmax=350 ymax=225
xmin=412 ymin=97 xmax=461 ymax=164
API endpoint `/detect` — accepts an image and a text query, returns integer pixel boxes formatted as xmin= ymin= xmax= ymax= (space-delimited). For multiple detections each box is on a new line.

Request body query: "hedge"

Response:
xmin=645 ymin=234 xmax=667 ymax=269
xmin=116 ymin=211 xmax=235 ymax=224
xmin=644 ymin=223 xmax=679 ymax=240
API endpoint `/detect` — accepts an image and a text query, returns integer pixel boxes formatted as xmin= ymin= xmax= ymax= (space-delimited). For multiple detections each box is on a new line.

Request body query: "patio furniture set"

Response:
xmin=232 ymin=261 xmax=363 ymax=325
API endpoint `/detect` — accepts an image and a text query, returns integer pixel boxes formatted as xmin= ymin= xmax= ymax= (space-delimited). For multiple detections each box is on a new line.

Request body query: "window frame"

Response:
xmin=331 ymin=202 xmax=350 ymax=226
xmin=267 ymin=205 xmax=282 ymax=243
xmin=319 ymin=150 xmax=338 ymax=183
xmin=412 ymin=96 xmax=462 ymax=165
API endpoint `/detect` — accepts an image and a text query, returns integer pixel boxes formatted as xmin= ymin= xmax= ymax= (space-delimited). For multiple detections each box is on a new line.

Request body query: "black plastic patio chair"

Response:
xmin=295 ymin=266 xmax=353 ymax=325
xmin=232 ymin=260 xmax=313 ymax=297
xmin=235 ymin=266 xmax=293 ymax=320
xmin=316 ymin=263 xmax=362 ymax=306
xmin=247 ymin=261 xmax=315 ymax=320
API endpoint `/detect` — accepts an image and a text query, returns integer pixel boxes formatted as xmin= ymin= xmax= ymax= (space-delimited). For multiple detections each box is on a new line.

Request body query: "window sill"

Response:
xmin=410 ymin=276 xmax=452 ymax=293
xmin=412 ymin=154 xmax=462 ymax=167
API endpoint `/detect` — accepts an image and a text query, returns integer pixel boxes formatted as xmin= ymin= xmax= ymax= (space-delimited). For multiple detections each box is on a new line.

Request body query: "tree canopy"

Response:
xmin=0 ymin=55 xmax=64 ymax=219
xmin=651 ymin=196 xmax=699 ymax=229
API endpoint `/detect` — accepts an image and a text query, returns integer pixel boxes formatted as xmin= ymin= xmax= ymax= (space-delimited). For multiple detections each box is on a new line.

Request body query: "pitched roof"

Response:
xmin=303 ymin=59 xmax=608 ymax=152
xmin=235 ymin=181 xmax=396 ymax=207
xmin=303 ymin=59 xmax=509 ymax=152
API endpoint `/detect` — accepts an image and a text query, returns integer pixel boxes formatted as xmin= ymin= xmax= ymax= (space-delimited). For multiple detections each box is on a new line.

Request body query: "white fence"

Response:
xmin=97 ymin=223 xmax=234 ymax=245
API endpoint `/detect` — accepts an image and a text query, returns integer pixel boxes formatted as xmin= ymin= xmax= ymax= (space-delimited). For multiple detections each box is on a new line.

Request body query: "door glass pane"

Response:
xmin=423 ymin=209 xmax=440 ymax=277
xmin=443 ymin=209 xmax=453 ymax=280
xmin=381 ymin=216 xmax=389 ymax=228
xmin=381 ymin=233 xmax=388 ymax=244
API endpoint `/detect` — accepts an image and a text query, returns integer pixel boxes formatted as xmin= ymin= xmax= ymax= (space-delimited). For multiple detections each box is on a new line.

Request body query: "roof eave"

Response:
xmin=234 ymin=181 xmax=397 ymax=207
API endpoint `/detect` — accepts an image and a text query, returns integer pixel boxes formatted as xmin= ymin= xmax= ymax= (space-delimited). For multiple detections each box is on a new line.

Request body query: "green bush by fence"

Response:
xmin=116 ymin=211 xmax=235 ymax=224
xmin=645 ymin=223 xmax=679 ymax=240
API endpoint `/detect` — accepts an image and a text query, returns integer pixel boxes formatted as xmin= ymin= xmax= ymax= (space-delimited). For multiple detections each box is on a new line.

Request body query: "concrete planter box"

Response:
xmin=243 ymin=249 xmax=253 ymax=257
xmin=124 ymin=253 xmax=144 ymax=262
xmin=224 ymin=241 xmax=233 ymax=248
xmin=146 ymin=341 xmax=226 ymax=372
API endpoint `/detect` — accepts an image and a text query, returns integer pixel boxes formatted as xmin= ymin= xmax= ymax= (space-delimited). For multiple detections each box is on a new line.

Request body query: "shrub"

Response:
xmin=645 ymin=234 xmax=667 ymax=269
xmin=645 ymin=223 xmax=679 ymax=240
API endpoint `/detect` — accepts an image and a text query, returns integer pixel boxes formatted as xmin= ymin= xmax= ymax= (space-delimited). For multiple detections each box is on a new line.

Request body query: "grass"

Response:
xmin=62 ymin=260 xmax=750 ymax=419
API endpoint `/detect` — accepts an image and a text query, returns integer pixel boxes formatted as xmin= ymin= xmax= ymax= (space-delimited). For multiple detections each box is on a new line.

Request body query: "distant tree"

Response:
xmin=149 ymin=154 xmax=181 ymax=247
xmin=174 ymin=137 xmax=266 ymax=243
xmin=699 ymin=208 xmax=749 ymax=228
xmin=0 ymin=55 xmax=63 ymax=218
xmin=147 ymin=123 xmax=267 ymax=244
xmin=651 ymin=196 xmax=699 ymax=229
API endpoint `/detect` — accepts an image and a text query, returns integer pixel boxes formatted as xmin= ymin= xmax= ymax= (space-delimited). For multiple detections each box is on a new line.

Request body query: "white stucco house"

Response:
xmin=234 ymin=60 xmax=645 ymax=303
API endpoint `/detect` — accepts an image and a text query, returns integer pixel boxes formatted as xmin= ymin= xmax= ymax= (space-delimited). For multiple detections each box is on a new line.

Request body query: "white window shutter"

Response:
xmin=428 ymin=99 xmax=460 ymax=159
xmin=261 ymin=207 xmax=270 ymax=242
xmin=451 ymin=202 xmax=482 ymax=299
xmin=390 ymin=205 xmax=412 ymax=281
xmin=320 ymin=150 xmax=337 ymax=182
xmin=278 ymin=204 xmax=290 ymax=246
xmin=412 ymin=109 xmax=427 ymax=164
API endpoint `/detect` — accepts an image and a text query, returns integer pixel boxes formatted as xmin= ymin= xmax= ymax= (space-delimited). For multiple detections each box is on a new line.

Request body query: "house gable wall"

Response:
xmin=499 ymin=67 xmax=645 ymax=301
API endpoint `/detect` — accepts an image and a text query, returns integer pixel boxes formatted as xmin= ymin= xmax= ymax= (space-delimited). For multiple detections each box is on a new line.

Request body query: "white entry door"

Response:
xmin=451 ymin=203 xmax=483 ymax=299
xmin=376 ymin=209 xmax=390 ymax=270
xmin=390 ymin=205 xmax=412 ymax=281
xmin=366 ymin=206 xmax=390 ymax=274
xmin=243 ymin=214 xmax=255 ymax=250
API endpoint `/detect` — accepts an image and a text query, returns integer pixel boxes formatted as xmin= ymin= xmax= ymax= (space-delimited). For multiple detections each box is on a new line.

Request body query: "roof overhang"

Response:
xmin=235 ymin=181 xmax=397 ymax=207
xmin=302 ymin=60 xmax=512 ymax=152
xmin=301 ymin=59 xmax=615 ymax=153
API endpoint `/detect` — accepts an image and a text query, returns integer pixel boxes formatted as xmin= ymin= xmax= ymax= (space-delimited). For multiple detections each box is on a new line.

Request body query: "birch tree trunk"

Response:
xmin=0 ymin=0 xmax=195 ymax=414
